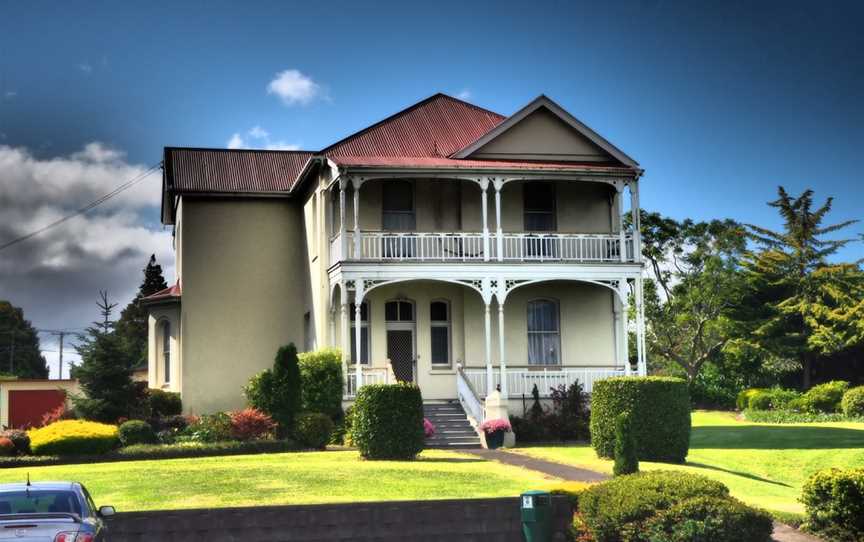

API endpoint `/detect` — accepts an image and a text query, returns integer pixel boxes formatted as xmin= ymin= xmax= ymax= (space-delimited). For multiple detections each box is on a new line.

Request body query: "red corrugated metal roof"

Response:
xmin=165 ymin=148 xmax=313 ymax=194
xmin=329 ymin=156 xmax=632 ymax=173
xmin=141 ymin=282 xmax=181 ymax=304
xmin=322 ymin=93 xmax=505 ymax=157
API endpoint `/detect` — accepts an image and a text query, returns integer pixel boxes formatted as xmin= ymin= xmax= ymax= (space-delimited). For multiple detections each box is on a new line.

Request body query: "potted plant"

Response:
xmin=479 ymin=418 xmax=511 ymax=449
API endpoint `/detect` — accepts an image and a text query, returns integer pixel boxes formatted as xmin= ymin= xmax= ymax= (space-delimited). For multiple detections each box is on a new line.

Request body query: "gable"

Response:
xmin=468 ymin=106 xmax=615 ymax=163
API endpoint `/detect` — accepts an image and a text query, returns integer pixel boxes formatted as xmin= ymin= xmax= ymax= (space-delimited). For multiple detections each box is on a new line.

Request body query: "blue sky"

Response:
xmin=0 ymin=0 xmax=862 ymax=372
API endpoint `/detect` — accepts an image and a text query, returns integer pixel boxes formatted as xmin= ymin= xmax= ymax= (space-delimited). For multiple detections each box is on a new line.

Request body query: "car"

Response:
xmin=0 ymin=481 xmax=114 ymax=541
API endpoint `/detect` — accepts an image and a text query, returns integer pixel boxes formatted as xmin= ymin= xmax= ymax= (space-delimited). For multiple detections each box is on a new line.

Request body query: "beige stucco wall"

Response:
xmin=470 ymin=107 xmax=612 ymax=162
xmin=333 ymin=280 xmax=616 ymax=400
xmin=179 ymin=198 xmax=310 ymax=414
xmin=147 ymin=304 xmax=181 ymax=392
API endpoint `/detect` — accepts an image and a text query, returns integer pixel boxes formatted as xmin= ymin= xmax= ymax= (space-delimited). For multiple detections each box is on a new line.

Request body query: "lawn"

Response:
xmin=514 ymin=410 xmax=864 ymax=516
xmin=0 ymin=450 xmax=558 ymax=511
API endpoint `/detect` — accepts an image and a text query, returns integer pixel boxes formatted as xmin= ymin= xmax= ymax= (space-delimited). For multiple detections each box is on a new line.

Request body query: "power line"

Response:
xmin=0 ymin=162 xmax=162 ymax=252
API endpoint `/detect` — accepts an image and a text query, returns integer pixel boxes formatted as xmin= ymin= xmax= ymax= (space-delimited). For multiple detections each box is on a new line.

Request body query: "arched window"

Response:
xmin=527 ymin=299 xmax=560 ymax=365
xmin=350 ymin=302 xmax=370 ymax=364
xmin=161 ymin=321 xmax=171 ymax=383
xmin=430 ymin=300 xmax=451 ymax=366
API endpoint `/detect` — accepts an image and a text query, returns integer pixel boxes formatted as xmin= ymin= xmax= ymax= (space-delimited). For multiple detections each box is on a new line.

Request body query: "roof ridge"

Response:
xmin=164 ymin=146 xmax=315 ymax=154
xmin=319 ymin=93 xmax=504 ymax=154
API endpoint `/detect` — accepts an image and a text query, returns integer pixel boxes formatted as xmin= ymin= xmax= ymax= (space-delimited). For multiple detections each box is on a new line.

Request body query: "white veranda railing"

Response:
xmin=464 ymin=367 xmax=624 ymax=398
xmin=343 ymin=367 xmax=392 ymax=398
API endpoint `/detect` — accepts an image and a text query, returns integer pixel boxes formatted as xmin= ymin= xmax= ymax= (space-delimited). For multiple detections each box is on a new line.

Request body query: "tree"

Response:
xmin=115 ymin=255 xmax=168 ymax=368
xmin=244 ymin=343 xmax=303 ymax=437
xmin=0 ymin=301 xmax=49 ymax=378
xmin=72 ymin=291 xmax=137 ymax=422
xmin=741 ymin=187 xmax=862 ymax=388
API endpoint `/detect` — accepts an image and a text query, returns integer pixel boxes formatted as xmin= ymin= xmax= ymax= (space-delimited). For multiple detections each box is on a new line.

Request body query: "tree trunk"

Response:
xmin=802 ymin=357 xmax=812 ymax=389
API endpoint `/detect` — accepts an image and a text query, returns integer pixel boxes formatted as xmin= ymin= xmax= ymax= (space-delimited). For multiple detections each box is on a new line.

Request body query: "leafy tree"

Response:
xmin=0 ymin=301 xmax=48 ymax=378
xmin=244 ymin=343 xmax=302 ymax=437
xmin=72 ymin=291 xmax=137 ymax=422
xmin=115 ymin=255 xmax=168 ymax=368
xmin=740 ymin=187 xmax=862 ymax=388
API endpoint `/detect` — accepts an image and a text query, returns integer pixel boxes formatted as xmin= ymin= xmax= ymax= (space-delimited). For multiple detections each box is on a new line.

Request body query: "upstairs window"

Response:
xmin=382 ymin=181 xmax=416 ymax=231
xmin=527 ymin=299 xmax=560 ymax=365
xmin=350 ymin=302 xmax=370 ymax=364
xmin=523 ymin=182 xmax=556 ymax=232
xmin=430 ymin=300 xmax=451 ymax=366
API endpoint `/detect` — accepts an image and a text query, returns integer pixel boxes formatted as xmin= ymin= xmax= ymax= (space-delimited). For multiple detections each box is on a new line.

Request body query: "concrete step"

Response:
xmin=423 ymin=401 xmax=482 ymax=450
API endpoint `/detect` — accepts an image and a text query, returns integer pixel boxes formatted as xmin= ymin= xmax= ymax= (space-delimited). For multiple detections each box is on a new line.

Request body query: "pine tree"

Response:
xmin=741 ymin=187 xmax=862 ymax=388
xmin=72 ymin=291 xmax=137 ymax=422
xmin=0 ymin=301 xmax=49 ymax=379
xmin=115 ymin=255 xmax=168 ymax=368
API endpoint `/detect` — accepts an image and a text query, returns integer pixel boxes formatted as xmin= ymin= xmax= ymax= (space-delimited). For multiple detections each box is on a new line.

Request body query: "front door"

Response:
xmin=387 ymin=329 xmax=415 ymax=383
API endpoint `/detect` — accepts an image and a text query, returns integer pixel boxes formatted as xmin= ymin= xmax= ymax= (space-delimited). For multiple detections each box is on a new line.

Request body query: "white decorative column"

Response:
xmin=480 ymin=178 xmax=490 ymax=262
xmin=352 ymin=178 xmax=362 ymax=260
xmin=339 ymin=180 xmax=347 ymax=261
xmin=617 ymin=183 xmax=626 ymax=262
xmin=481 ymin=278 xmax=494 ymax=396
xmin=635 ymin=276 xmax=646 ymax=376
xmin=354 ymin=279 xmax=365 ymax=388
xmin=494 ymin=178 xmax=504 ymax=261
xmin=619 ymin=280 xmax=631 ymax=376
xmin=340 ymin=290 xmax=350 ymax=393
xmin=497 ymin=301 xmax=507 ymax=398
xmin=630 ymin=180 xmax=641 ymax=263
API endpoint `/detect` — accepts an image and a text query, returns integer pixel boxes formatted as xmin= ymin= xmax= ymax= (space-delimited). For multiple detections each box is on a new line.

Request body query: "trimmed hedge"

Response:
xmin=148 ymin=389 xmax=182 ymax=417
xmin=643 ymin=495 xmax=773 ymax=542
xmin=590 ymin=377 xmax=691 ymax=463
xmin=612 ymin=412 xmax=638 ymax=477
xmin=28 ymin=420 xmax=119 ymax=456
xmin=577 ymin=471 xmax=729 ymax=542
xmin=841 ymin=386 xmax=864 ymax=418
xmin=352 ymin=383 xmax=424 ymax=460
xmin=800 ymin=467 xmax=864 ymax=542
xmin=295 ymin=412 xmax=334 ymax=450
xmin=748 ymin=388 xmax=801 ymax=411
xmin=118 ymin=420 xmax=158 ymax=446
xmin=743 ymin=409 xmax=862 ymax=424
xmin=298 ymin=348 xmax=344 ymax=419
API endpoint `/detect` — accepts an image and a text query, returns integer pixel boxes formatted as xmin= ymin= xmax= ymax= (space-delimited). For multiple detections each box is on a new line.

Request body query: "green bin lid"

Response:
xmin=521 ymin=490 xmax=550 ymax=496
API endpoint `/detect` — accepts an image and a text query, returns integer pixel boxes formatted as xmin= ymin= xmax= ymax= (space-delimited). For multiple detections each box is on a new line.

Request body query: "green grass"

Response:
xmin=0 ymin=450 xmax=557 ymax=511
xmin=513 ymin=410 xmax=864 ymax=516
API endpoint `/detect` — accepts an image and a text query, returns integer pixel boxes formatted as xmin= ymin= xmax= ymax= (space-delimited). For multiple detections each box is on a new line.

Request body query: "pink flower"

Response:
xmin=479 ymin=418 xmax=511 ymax=434
xmin=423 ymin=418 xmax=436 ymax=437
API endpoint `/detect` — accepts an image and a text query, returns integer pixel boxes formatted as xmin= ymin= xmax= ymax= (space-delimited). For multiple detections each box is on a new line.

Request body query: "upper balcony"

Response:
xmin=325 ymin=177 xmax=641 ymax=267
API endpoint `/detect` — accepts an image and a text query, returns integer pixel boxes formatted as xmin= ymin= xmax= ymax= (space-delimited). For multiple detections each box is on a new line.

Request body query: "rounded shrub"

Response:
xmin=748 ymin=390 xmax=774 ymax=411
xmin=643 ymin=496 xmax=774 ymax=542
xmin=612 ymin=412 xmax=638 ymax=477
xmin=352 ymin=383 xmax=424 ymax=460
xmin=841 ymin=386 xmax=864 ymax=418
xmin=118 ymin=420 xmax=158 ymax=446
xmin=0 ymin=438 xmax=14 ymax=457
xmin=590 ymin=377 xmax=691 ymax=463
xmin=298 ymin=348 xmax=344 ymax=419
xmin=148 ymin=389 xmax=182 ymax=417
xmin=797 ymin=380 xmax=850 ymax=413
xmin=28 ymin=420 xmax=119 ymax=456
xmin=737 ymin=388 xmax=767 ymax=411
xmin=229 ymin=408 xmax=276 ymax=441
xmin=0 ymin=429 xmax=31 ymax=455
xmin=800 ymin=467 xmax=864 ymax=541
xmin=295 ymin=412 xmax=334 ymax=450
xmin=577 ymin=471 xmax=729 ymax=542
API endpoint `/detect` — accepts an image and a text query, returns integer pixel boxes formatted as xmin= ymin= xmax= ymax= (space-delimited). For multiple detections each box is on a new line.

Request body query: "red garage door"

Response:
xmin=8 ymin=390 xmax=66 ymax=429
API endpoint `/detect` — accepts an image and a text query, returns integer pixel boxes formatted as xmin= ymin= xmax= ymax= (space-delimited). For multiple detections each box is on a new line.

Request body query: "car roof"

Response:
xmin=0 ymin=482 xmax=79 ymax=492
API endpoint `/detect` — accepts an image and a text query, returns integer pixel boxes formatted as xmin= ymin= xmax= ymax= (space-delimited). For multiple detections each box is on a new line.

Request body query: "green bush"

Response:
xmin=748 ymin=390 xmax=774 ymax=410
xmin=613 ymin=412 xmax=638 ymax=477
xmin=841 ymin=386 xmax=864 ymax=418
xmin=352 ymin=383 xmax=424 ymax=460
xmin=28 ymin=420 xmax=119 ymax=456
xmin=295 ymin=412 xmax=334 ymax=450
xmin=794 ymin=380 xmax=850 ymax=413
xmin=800 ymin=468 xmax=864 ymax=542
xmin=749 ymin=387 xmax=801 ymax=411
xmin=117 ymin=420 xmax=158 ymax=446
xmin=590 ymin=377 xmax=691 ymax=463
xmin=737 ymin=388 xmax=768 ymax=411
xmin=643 ymin=496 xmax=774 ymax=542
xmin=182 ymin=413 xmax=233 ymax=443
xmin=744 ymin=409 xmax=860 ymax=424
xmin=245 ymin=344 xmax=302 ymax=437
xmin=148 ymin=389 xmax=182 ymax=417
xmin=298 ymin=348 xmax=344 ymax=420
xmin=0 ymin=430 xmax=31 ymax=455
xmin=577 ymin=471 xmax=729 ymax=542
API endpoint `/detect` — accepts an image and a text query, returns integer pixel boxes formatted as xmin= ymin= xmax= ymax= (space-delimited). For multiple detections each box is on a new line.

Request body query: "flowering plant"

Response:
xmin=423 ymin=418 xmax=436 ymax=438
xmin=479 ymin=418 xmax=511 ymax=434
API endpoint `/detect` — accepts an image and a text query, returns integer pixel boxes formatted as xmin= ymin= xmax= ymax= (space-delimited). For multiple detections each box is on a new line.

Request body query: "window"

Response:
xmin=527 ymin=299 xmax=560 ymax=365
xmin=382 ymin=181 xmax=415 ymax=231
xmin=430 ymin=300 xmax=451 ymax=366
xmin=330 ymin=187 xmax=340 ymax=238
xmin=385 ymin=300 xmax=414 ymax=322
xmin=350 ymin=302 xmax=370 ymax=364
xmin=161 ymin=321 xmax=171 ymax=383
xmin=523 ymin=182 xmax=556 ymax=232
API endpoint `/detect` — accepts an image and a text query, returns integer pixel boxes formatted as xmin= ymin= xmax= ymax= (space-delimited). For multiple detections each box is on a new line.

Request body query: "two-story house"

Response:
xmin=144 ymin=93 xmax=647 ymax=430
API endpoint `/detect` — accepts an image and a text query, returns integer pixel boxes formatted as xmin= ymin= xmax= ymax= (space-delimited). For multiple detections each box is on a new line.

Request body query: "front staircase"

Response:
xmin=423 ymin=401 xmax=481 ymax=449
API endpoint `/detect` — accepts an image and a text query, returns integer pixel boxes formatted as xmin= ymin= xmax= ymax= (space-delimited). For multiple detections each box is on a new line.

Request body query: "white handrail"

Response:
xmin=343 ymin=367 xmax=390 ymax=398
xmin=456 ymin=364 xmax=484 ymax=425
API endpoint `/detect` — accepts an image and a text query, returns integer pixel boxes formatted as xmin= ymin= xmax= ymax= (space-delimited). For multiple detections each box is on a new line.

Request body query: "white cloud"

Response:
xmin=78 ymin=62 xmax=93 ymax=74
xmin=3 ymin=90 xmax=16 ymax=100
xmin=456 ymin=89 xmax=472 ymax=101
xmin=0 ymin=143 xmax=173 ymax=375
xmin=226 ymin=127 xmax=300 ymax=151
xmin=266 ymin=69 xmax=321 ymax=106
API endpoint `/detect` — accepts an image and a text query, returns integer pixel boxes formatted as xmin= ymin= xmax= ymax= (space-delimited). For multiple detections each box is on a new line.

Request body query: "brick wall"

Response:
xmin=107 ymin=496 xmax=572 ymax=541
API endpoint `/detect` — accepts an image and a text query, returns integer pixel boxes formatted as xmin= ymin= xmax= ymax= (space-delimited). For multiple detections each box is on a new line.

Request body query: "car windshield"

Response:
xmin=0 ymin=490 xmax=81 ymax=516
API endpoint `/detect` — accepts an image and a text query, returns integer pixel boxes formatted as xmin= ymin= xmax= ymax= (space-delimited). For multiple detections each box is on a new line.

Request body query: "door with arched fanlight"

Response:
xmin=385 ymin=300 xmax=416 ymax=383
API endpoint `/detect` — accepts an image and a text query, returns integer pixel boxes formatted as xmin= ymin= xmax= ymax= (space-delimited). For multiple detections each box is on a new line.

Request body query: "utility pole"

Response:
xmin=57 ymin=331 xmax=66 ymax=380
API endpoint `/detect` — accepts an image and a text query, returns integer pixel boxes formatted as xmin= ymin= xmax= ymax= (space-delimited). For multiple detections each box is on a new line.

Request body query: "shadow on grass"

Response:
xmin=684 ymin=461 xmax=792 ymax=487
xmin=691 ymin=425 xmax=864 ymax=450
xmin=416 ymin=457 xmax=486 ymax=464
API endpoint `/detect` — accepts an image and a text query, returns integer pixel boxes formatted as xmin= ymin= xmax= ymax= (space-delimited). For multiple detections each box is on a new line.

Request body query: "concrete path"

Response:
xmin=467 ymin=448 xmax=821 ymax=542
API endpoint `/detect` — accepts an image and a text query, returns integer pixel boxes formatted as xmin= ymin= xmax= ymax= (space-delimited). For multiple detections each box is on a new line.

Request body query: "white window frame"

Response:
xmin=161 ymin=320 xmax=171 ymax=383
xmin=429 ymin=299 xmax=451 ymax=367
xmin=527 ymin=298 xmax=561 ymax=366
